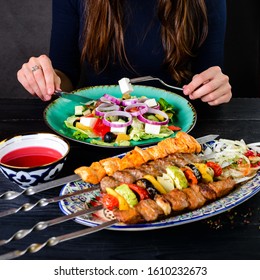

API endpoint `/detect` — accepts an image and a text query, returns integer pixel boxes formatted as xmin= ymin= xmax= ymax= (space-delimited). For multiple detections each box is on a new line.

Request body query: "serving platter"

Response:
xmin=59 ymin=153 xmax=260 ymax=231
xmin=44 ymin=85 xmax=196 ymax=148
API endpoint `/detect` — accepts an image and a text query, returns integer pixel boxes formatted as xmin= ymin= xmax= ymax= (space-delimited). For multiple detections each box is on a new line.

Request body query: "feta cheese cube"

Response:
xmin=144 ymin=98 xmax=157 ymax=107
xmin=144 ymin=123 xmax=161 ymax=134
xmin=80 ymin=117 xmax=97 ymax=128
xmin=118 ymin=77 xmax=134 ymax=95
xmin=110 ymin=123 xmax=128 ymax=134
xmin=75 ymin=105 xmax=84 ymax=116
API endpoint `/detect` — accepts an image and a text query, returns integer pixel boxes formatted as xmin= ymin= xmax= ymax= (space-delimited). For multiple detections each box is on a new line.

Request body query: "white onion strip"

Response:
xmin=137 ymin=108 xmax=169 ymax=125
xmin=103 ymin=111 xmax=133 ymax=128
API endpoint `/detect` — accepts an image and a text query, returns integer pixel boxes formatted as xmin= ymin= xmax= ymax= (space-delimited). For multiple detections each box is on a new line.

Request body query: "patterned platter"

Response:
xmin=59 ymin=151 xmax=260 ymax=231
xmin=44 ymin=85 xmax=196 ymax=148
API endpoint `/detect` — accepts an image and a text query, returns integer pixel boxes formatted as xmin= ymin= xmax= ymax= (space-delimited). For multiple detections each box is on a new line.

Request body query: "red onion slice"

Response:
xmin=95 ymin=103 xmax=121 ymax=117
xmin=103 ymin=111 xmax=133 ymax=128
xmin=121 ymin=98 xmax=139 ymax=106
xmin=102 ymin=94 xmax=121 ymax=105
xmin=137 ymin=108 xmax=169 ymax=125
xmin=124 ymin=103 xmax=149 ymax=117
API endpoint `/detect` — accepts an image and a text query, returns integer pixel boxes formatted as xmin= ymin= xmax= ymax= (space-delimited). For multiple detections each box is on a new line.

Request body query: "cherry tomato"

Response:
xmin=206 ymin=161 xmax=222 ymax=177
xmin=168 ymin=125 xmax=181 ymax=131
xmin=102 ymin=193 xmax=119 ymax=210
xmin=244 ymin=150 xmax=255 ymax=157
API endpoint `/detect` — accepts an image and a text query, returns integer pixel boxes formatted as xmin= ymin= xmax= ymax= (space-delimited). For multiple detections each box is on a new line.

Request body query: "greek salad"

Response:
xmin=64 ymin=93 xmax=181 ymax=146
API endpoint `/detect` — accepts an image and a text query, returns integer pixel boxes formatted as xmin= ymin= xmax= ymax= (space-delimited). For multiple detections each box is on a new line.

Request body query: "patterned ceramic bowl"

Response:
xmin=0 ymin=133 xmax=70 ymax=189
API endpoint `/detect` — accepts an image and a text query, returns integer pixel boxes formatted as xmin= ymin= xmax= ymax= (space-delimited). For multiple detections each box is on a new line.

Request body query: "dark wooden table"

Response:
xmin=0 ymin=97 xmax=259 ymax=260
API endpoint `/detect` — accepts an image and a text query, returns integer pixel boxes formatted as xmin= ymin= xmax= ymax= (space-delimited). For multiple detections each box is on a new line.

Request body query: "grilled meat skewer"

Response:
xmin=100 ymin=152 xmax=203 ymax=192
xmin=112 ymin=177 xmax=236 ymax=224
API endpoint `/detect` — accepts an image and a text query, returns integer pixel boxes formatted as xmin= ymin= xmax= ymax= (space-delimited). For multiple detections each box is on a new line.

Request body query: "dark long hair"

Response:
xmin=81 ymin=0 xmax=208 ymax=83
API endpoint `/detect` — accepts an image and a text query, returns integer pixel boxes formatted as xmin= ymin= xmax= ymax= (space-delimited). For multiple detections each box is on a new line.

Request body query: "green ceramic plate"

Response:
xmin=43 ymin=85 xmax=197 ymax=148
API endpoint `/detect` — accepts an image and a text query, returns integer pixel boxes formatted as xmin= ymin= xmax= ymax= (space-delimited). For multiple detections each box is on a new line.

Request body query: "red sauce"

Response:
xmin=0 ymin=147 xmax=62 ymax=168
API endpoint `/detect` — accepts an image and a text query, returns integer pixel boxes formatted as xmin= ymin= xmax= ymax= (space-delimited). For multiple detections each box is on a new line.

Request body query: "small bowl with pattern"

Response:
xmin=0 ymin=133 xmax=70 ymax=189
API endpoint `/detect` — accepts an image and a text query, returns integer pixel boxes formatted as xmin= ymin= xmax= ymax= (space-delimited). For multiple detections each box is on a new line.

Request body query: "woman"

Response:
xmin=17 ymin=0 xmax=232 ymax=105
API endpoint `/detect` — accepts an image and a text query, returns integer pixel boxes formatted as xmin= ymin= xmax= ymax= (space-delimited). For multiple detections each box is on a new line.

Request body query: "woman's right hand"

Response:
xmin=17 ymin=55 xmax=61 ymax=101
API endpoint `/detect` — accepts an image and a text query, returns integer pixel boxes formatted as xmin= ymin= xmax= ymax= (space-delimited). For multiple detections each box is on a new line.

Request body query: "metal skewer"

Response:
xmin=0 ymin=205 xmax=103 ymax=246
xmin=0 ymin=219 xmax=117 ymax=260
xmin=0 ymin=174 xmax=80 ymax=200
xmin=0 ymin=185 xmax=100 ymax=218
xmin=0 ymin=134 xmax=219 ymax=202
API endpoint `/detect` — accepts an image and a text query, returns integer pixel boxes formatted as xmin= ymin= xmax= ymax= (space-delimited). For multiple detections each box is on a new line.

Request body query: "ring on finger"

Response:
xmin=31 ymin=65 xmax=42 ymax=73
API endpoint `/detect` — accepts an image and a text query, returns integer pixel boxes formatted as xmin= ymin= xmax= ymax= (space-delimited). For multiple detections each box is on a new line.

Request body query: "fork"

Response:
xmin=130 ymin=76 xmax=183 ymax=91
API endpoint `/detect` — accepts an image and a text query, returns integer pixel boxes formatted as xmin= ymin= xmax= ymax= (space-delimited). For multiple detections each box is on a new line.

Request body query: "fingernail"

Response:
xmin=48 ymin=88 xmax=53 ymax=95
xmin=44 ymin=95 xmax=51 ymax=101
xmin=183 ymin=88 xmax=190 ymax=95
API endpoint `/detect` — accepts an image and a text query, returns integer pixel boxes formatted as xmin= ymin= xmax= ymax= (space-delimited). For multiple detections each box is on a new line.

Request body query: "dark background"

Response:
xmin=0 ymin=0 xmax=259 ymax=99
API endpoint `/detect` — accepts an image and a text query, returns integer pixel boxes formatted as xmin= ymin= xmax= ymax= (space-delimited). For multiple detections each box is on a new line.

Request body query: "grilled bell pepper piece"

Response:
xmin=127 ymin=183 xmax=150 ymax=200
xmin=143 ymin=175 xmax=167 ymax=194
xmin=106 ymin=187 xmax=129 ymax=210
xmin=115 ymin=184 xmax=138 ymax=207
xmin=194 ymin=163 xmax=214 ymax=183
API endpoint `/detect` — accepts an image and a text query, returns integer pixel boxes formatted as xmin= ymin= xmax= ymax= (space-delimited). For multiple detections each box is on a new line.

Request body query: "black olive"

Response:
xmin=186 ymin=164 xmax=202 ymax=182
xmin=136 ymin=178 xmax=159 ymax=199
xmin=119 ymin=116 xmax=129 ymax=122
xmin=104 ymin=132 xmax=117 ymax=143
xmin=73 ymin=119 xmax=80 ymax=127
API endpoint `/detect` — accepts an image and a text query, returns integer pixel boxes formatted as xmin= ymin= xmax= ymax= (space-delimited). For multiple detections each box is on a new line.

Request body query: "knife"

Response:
xmin=54 ymin=90 xmax=94 ymax=103
xmin=0 ymin=134 xmax=219 ymax=201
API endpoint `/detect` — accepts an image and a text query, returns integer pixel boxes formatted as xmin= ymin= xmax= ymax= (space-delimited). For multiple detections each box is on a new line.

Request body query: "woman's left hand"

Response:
xmin=183 ymin=66 xmax=232 ymax=105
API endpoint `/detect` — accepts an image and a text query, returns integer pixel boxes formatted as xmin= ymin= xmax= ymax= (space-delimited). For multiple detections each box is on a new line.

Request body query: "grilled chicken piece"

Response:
xmin=164 ymin=189 xmax=189 ymax=211
xmin=135 ymin=199 xmax=164 ymax=222
xmin=113 ymin=208 xmax=144 ymax=224
xmin=208 ymin=177 xmax=236 ymax=198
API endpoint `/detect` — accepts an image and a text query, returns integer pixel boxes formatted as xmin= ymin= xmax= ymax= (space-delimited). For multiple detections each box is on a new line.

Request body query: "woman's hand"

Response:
xmin=17 ymin=55 xmax=61 ymax=101
xmin=183 ymin=66 xmax=232 ymax=106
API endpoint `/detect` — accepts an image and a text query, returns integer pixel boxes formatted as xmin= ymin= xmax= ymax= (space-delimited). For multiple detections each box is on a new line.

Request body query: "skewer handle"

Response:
xmin=0 ymin=219 xmax=117 ymax=260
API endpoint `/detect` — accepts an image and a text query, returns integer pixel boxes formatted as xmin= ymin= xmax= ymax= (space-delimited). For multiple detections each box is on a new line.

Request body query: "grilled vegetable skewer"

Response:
xmin=111 ymin=177 xmax=236 ymax=224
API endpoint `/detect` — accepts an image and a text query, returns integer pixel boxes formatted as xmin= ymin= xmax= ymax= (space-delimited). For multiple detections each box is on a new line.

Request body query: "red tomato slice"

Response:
xmin=168 ymin=125 xmax=181 ymax=131
xmin=92 ymin=118 xmax=110 ymax=138
xmin=102 ymin=194 xmax=119 ymax=210
xmin=206 ymin=161 xmax=222 ymax=177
